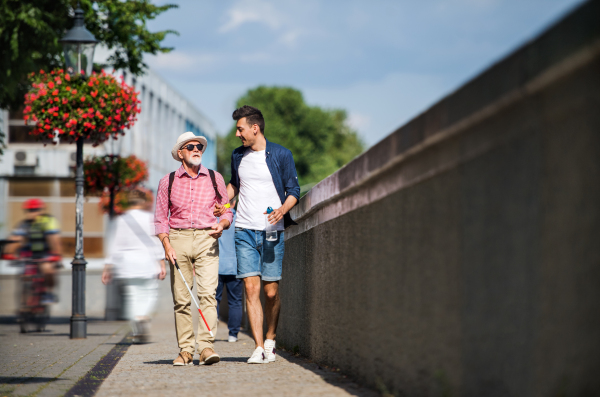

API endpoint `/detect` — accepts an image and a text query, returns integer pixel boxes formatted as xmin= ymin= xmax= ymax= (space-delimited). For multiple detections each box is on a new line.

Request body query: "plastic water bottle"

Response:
xmin=265 ymin=207 xmax=277 ymax=242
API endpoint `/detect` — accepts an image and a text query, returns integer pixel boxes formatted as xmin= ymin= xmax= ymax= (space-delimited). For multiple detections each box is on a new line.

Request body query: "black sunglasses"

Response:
xmin=182 ymin=143 xmax=204 ymax=152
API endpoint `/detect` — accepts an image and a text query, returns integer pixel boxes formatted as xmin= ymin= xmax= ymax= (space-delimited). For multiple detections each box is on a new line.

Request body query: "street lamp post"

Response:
xmin=60 ymin=4 xmax=98 ymax=339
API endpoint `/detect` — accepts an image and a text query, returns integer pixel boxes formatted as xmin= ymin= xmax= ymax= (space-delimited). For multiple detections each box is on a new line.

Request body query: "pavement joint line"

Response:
xmin=63 ymin=330 xmax=132 ymax=397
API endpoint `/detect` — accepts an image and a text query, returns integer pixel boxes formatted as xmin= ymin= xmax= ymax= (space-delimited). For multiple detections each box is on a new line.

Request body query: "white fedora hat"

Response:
xmin=171 ymin=132 xmax=208 ymax=161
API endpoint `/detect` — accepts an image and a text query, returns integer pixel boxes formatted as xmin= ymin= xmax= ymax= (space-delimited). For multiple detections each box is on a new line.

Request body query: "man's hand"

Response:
xmin=102 ymin=266 xmax=112 ymax=285
xmin=208 ymin=222 xmax=224 ymax=239
xmin=264 ymin=207 xmax=285 ymax=225
xmin=158 ymin=260 xmax=167 ymax=280
xmin=158 ymin=233 xmax=177 ymax=264
xmin=214 ymin=203 xmax=226 ymax=217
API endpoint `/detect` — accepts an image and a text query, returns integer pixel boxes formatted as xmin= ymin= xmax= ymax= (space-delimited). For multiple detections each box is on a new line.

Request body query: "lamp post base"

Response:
xmin=70 ymin=314 xmax=87 ymax=339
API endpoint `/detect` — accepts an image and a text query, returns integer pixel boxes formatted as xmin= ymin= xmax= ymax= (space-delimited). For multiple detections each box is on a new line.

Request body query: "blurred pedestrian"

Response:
xmin=102 ymin=189 xmax=166 ymax=344
xmin=215 ymin=105 xmax=300 ymax=364
xmin=216 ymin=198 xmax=243 ymax=343
xmin=155 ymin=132 xmax=232 ymax=366
xmin=7 ymin=199 xmax=62 ymax=305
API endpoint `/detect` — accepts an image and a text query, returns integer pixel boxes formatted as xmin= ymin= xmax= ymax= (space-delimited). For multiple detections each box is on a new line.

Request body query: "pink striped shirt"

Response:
xmin=154 ymin=165 xmax=232 ymax=235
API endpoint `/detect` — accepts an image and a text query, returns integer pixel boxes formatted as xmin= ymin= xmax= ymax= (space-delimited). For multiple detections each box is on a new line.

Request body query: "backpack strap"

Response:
xmin=208 ymin=169 xmax=223 ymax=201
xmin=167 ymin=171 xmax=175 ymax=211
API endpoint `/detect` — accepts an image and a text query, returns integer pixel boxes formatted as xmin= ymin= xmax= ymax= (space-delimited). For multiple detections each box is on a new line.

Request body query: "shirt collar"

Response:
xmin=175 ymin=164 xmax=208 ymax=179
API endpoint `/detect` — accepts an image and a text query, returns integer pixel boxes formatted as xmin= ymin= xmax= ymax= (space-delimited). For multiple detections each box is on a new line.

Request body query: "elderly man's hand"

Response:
xmin=208 ymin=222 xmax=224 ymax=239
xmin=213 ymin=203 xmax=227 ymax=217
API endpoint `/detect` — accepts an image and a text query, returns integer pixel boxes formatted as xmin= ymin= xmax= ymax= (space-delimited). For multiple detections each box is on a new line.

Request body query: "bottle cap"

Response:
xmin=266 ymin=207 xmax=273 ymax=214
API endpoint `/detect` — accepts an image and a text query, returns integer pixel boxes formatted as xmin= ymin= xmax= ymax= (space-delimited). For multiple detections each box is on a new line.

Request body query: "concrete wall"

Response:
xmin=279 ymin=2 xmax=600 ymax=396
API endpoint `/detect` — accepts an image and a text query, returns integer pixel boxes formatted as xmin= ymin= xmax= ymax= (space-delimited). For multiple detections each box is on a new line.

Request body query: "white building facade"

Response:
xmin=0 ymin=68 xmax=218 ymax=268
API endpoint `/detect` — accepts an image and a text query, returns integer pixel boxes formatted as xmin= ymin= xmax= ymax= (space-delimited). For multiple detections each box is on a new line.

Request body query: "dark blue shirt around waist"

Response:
xmin=218 ymin=209 xmax=237 ymax=275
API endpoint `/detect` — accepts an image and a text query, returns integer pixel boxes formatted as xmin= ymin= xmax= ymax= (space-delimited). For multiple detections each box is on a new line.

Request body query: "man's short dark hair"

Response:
xmin=232 ymin=105 xmax=265 ymax=134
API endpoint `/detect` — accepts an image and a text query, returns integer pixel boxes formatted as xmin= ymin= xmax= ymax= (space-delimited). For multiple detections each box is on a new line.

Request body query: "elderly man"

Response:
xmin=155 ymin=132 xmax=232 ymax=366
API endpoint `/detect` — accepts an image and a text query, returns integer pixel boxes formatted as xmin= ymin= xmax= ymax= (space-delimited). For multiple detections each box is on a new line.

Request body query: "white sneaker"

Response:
xmin=264 ymin=339 xmax=276 ymax=362
xmin=228 ymin=335 xmax=237 ymax=343
xmin=247 ymin=347 xmax=269 ymax=364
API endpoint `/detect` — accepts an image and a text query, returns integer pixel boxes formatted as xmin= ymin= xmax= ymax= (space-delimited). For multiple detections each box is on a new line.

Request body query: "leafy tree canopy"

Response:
xmin=218 ymin=86 xmax=365 ymax=191
xmin=0 ymin=0 xmax=177 ymax=111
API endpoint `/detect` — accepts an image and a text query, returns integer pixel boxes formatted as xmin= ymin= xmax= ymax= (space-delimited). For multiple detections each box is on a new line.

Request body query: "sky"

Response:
xmin=141 ymin=0 xmax=583 ymax=147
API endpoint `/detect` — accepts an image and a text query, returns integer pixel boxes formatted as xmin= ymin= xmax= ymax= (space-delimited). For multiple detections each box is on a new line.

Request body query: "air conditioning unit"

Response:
xmin=14 ymin=151 xmax=38 ymax=166
xmin=68 ymin=151 xmax=77 ymax=167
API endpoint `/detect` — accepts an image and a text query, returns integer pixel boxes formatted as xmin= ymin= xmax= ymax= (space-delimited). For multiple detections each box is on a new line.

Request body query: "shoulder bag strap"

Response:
xmin=122 ymin=212 xmax=157 ymax=249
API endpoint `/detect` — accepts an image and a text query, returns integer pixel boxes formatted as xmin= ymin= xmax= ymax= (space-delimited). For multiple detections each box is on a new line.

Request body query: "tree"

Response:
xmin=218 ymin=86 xmax=365 ymax=191
xmin=0 ymin=0 xmax=177 ymax=153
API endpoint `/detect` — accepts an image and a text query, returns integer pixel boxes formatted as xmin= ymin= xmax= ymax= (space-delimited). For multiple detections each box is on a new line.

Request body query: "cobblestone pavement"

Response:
xmin=0 ymin=316 xmax=128 ymax=397
xmin=96 ymin=309 xmax=378 ymax=397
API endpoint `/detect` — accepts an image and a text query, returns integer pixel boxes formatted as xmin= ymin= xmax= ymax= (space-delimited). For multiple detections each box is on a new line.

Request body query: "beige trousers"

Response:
xmin=168 ymin=228 xmax=219 ymax=354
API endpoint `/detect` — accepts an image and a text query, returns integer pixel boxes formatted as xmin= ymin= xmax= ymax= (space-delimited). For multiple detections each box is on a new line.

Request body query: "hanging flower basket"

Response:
xmin=84 ymin=154 xmax=148 ymax=196
xmin=23 ymin=68 xmax=140 ymax=145
xmin=98 ymin=186 xmax=154 ymax=215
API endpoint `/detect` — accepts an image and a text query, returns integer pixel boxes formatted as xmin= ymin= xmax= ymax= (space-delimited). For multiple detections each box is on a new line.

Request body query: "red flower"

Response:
xmin=52 ymin=89 xmax=59 ymax=96
xmin=65 ymin=73 xmax=71 ymax=81
xmin=80 ymin=96 xmax=86 ymax=102
xmin=114 ymin=115 xmax=121 ymax=122
xmin=66 ymin=86 xmax=71 ymax=91
xmin=91 ymin=90 xmax=98 ymax=98
xmin=48 ymin=82 xmax=55 ymax=89
xmin=72 ymin=89 xmax=78 ymax=95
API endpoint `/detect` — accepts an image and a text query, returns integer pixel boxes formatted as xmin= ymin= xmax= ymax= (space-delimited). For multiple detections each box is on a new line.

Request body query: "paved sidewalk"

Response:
xmin=0 ymin=316 xmax=128 ymax=397
xmin=96 ymin=307 xmax=377 ymax=397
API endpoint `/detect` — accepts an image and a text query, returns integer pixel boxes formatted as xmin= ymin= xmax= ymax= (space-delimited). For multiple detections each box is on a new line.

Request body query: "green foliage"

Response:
xmin=0 ymin=0 xmax=178 ymax=153
xmin=219 ymin=86 xmax=365 ymax=188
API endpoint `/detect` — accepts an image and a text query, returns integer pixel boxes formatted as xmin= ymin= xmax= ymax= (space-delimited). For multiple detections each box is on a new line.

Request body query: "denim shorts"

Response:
xmin=235 ymin=227 xmax=285 ymax=281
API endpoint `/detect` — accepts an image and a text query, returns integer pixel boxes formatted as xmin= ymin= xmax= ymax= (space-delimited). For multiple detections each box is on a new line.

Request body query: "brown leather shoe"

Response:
xmin=199 ymin=347 xmax=220 ymax=365
xmin=173 ymin=351 xmax=193 ymax=366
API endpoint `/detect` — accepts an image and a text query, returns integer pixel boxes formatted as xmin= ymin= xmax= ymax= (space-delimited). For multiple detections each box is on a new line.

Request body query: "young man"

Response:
xmin=215 ymin=105 xmax=300 ymax=364
xmin=155 ymin=132 xmax=232 ymax=366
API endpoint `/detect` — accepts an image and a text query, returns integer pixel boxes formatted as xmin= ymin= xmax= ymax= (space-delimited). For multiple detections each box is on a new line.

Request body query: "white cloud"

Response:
xmin=347 ymin=112 xmax=371 ymax=131
xmin=219 ymin=0 xmax=284 ymax=33
xmin=147 ymin=51 xmax=219 ymax=73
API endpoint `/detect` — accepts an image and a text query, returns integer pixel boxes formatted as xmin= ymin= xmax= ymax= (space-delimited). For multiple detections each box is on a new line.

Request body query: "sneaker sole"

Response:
xmin=199 ymin=354 xmax=220 ymax=365
xmin=173 ymin=362 xmax=193 ymax=366
xmin=247 ymin=360 xmax=269 ymax=364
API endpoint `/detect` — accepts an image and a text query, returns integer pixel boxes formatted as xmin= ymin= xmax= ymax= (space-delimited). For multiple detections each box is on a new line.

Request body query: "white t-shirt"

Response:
xmin=236 ymin=148 xmax=284 ymax=231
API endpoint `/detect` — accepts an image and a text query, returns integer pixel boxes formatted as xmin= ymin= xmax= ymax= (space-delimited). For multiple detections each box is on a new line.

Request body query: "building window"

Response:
xmin=9 ymin=179 xmax=54 ymax=196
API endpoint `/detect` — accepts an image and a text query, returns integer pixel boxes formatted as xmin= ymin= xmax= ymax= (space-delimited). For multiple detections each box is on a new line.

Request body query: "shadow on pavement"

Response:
xmin=275 ymin=349 xmax=379 ymax=397
xmin=0 ymin=376 xmax=61 ymax=384
xmin=143 ymin=360 xmax=173 ymax=365
xmin=219 ymin=357 xmax=248 ymax=363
